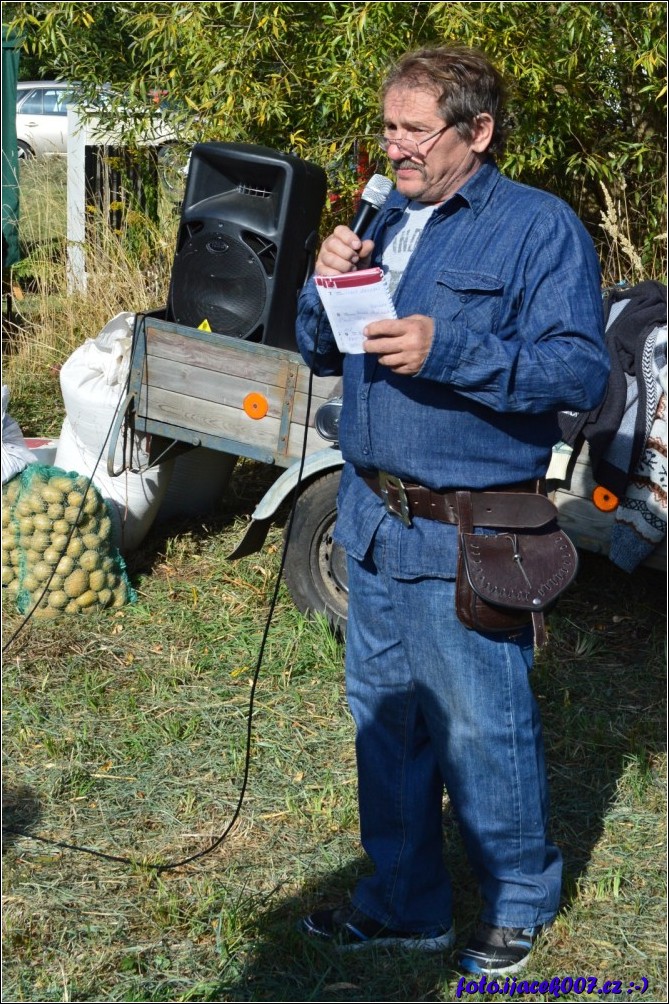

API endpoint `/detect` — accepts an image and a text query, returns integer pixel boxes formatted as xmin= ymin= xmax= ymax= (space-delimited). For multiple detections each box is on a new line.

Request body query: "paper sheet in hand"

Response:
xmin=314 ymin=268 xmax=396 ymax=354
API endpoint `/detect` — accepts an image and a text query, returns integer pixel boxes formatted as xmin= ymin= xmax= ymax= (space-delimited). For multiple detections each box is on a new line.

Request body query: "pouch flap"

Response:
xmin=460 ymin=528 xmax=578 ymax=611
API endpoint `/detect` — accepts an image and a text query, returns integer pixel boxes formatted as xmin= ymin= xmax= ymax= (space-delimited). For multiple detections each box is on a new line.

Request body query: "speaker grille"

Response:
xmin=237 ymin=183 xmax=271 ymax=198
xmin=171 ymin=233 xmax=267 ymax=335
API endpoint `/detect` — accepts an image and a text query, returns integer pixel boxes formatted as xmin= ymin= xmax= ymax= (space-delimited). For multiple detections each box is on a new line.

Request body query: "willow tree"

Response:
xmin=5 ymin=1 xmax=666 ymax=276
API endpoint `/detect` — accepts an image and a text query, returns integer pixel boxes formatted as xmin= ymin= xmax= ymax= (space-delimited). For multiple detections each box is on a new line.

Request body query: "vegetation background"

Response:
xmin=2 ymin=2 xmax=667 ymax=1001
xmin=4 ymin=0 xmax=667 ymax=274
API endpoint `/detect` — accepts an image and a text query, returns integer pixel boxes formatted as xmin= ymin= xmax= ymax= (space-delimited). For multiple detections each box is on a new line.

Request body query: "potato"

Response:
xmin=66 ymin=537 xmax=85 ymax=559
xmin=22 ymin=573 xmax=40 ymax=593
xmin=80 ymin=550 xmax=100 ymax=572
xmin=97 ymin=515 xmax=112 ymax=541
xmin=32 ymin=605 xmax=60 ymax=620
xmin=41 ymin=483 xmax=67 ymax=505
xmin=67 ymin=490 xmax=85 ymax=509
xmin=64 ymin=568 xmax=89 ymax=598
xmin=55 ymin=555 xmax=75 ymax=578
xmin=48 ymin=590 xmax=69 ymax=610
xmin=32 ymin=561 xmax=54 ymax=583
xmin=24 ymin=531 xmax=50 ymax=553
xmin=89 ymin=568 xmax=106 ymax=592
xmin=75 ymin=589 xmax=98 ymax=609
xmin=83 ymin=495 xmax=102 ymax=517
xmin=63 ymin=505 xmax=84 ymax=525
xmin=43 ymin=546 xmax=63 ymax=566
xmin=50 ymin=476 xmax=76 ymax=494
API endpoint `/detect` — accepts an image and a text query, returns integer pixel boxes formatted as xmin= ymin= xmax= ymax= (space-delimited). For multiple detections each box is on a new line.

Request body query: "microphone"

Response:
xmin=350 ymin=174 xmax=393 ymax=236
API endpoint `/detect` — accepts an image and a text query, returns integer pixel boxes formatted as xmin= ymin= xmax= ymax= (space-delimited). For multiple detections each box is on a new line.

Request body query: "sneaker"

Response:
xmin=458 ymin=922 xmax=545 ymax=975
xmin=299 ymin=904 xmax=454 ymax=951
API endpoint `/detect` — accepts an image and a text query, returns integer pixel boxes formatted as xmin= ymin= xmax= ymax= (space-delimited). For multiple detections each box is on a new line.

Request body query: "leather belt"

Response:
xmin=360 ymin=470 xmax=550 ymax=528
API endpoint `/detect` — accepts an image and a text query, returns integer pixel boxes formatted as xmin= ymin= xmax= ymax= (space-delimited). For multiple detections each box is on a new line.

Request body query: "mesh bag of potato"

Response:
xmin=2 ymin=464 xmax=135 ymax=618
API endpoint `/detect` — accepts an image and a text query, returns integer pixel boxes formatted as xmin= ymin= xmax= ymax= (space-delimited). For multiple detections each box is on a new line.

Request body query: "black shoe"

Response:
xmin=299 ymin=904 xmax=454 ymax=951
xmin=458 ymin=922 xmax=545 ymax=974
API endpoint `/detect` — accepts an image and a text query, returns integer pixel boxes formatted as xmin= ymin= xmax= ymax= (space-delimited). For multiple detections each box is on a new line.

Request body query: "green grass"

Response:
xmin=2 ymin=463 xmax=666 ymax=1001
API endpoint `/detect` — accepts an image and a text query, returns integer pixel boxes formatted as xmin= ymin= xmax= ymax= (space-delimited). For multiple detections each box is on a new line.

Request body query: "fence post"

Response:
xmin=66 ymin=104 xmax=87 ymax=294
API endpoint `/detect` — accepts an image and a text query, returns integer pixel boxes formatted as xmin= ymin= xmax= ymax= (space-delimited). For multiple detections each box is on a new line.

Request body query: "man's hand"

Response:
xmin=315 ymin=225 xmax=375 ymax=276
xmin=363 ymin=315 xmax=435 ymax=375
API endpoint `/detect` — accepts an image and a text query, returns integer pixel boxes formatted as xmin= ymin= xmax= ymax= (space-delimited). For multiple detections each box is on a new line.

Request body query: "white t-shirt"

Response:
xmin=381 ymin=201 xmax=438 ymax=297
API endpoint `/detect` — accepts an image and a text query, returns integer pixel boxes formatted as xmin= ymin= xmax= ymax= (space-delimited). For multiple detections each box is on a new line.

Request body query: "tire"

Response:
xmin=283 ymin=470 xmax=348 ymax=632
xmin=17 ymin=141 xmax=33 ymax=160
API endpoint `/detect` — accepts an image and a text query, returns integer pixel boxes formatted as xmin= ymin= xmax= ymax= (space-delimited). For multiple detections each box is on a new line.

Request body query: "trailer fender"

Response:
xmin=228 ymin=448 xmax=343 ymax=559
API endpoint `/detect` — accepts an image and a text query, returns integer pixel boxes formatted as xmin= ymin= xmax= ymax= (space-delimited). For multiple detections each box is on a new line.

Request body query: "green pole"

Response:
xmin=2 ymin=26 xmax=21 ymax=268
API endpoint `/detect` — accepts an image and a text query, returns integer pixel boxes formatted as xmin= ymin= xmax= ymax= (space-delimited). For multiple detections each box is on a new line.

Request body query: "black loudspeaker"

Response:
xmin=168 ymin=143 xmax=327 ymax=351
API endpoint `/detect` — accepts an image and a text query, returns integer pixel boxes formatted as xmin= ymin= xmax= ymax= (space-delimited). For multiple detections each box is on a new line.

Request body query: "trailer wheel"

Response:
xmin=283 ymin=470 xmax=348 ymax=633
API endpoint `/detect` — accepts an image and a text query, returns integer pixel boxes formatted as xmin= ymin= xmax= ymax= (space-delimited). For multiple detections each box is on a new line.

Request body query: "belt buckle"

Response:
xmin=378 ymin=471 xmax=412 ymax=527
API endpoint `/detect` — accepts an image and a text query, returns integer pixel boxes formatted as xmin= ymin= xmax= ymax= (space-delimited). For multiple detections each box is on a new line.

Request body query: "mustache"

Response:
xmin=391 ymin=157 xmax=425 ymax=174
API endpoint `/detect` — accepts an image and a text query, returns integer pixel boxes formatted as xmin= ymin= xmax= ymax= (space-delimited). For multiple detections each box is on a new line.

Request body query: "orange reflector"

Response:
xmin=592 ymin=485 xmax=619 ymax=512
xmin=243 ymin=392 xmax=269 ymax=420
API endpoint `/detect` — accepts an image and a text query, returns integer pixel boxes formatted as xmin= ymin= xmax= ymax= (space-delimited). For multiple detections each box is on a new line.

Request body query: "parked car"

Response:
xmin=16 ymin=80 xmax=177 ymax=160
xmin=16 ymin=80 xmax=70 ymax=158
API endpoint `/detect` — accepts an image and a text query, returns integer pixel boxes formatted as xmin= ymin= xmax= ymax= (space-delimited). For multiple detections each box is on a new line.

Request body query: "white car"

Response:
xmin=16 ymin=80 xmax=70 ymax=158
xmin=16 ymin=80 xmax=178 ymax=160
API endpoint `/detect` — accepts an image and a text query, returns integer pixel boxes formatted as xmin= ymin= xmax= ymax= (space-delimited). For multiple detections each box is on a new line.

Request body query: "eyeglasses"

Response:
xmin=377 ymin=123 xmax=454 ymax=157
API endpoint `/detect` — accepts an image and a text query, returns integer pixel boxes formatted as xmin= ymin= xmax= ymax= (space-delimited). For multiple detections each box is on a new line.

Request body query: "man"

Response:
xmin=295 ymin=46 xmax=609 ymax=975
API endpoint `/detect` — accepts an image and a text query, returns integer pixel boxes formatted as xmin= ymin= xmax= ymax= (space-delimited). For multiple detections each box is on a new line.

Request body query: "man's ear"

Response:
xmin=470 ymin=113 xmax=495 ymax=153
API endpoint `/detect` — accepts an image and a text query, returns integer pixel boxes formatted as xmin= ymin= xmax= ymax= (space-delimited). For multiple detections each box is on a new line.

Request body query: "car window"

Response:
xmin=17 ymin=87 xmax=67 ymax=116
xmin=43 ymin=89 xmax=67 ymax=115
xmin=18 ymin=89 xmax=43 ymax=115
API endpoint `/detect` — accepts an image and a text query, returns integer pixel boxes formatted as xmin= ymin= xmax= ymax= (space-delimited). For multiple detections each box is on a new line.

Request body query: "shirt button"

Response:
xmin=459 ymin=295 xmax=468 ymax=303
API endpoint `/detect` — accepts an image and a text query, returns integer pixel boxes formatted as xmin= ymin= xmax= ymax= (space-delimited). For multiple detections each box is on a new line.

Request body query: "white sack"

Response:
xmin=1 ymin=385 xmax=37 ymax=485
xmin=56 ymin=313 xmax=172 ymax=551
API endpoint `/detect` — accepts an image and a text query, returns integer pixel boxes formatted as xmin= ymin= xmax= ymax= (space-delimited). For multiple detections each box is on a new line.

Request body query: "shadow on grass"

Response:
xmin=2 ymin=783 xmax=42 ymax=851
xmin=211 ymin=857 xmax=464 ymax=1002
xmin=124 ymin=458 xmax=285 ymax=580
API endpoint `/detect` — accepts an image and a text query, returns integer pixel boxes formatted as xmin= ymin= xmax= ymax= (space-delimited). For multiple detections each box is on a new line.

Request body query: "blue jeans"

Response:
xmin=345 ymin=515 xmax=562 ymax=933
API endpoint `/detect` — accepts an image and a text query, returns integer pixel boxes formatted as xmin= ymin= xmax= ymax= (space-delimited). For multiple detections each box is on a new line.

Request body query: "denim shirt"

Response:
xmin=296 ymin=160 xmax=609 ymax=578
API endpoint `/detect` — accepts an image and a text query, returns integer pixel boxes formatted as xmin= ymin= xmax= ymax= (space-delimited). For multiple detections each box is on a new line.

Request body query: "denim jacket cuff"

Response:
xmin=416 ymin=315 xmax=466 ymax=383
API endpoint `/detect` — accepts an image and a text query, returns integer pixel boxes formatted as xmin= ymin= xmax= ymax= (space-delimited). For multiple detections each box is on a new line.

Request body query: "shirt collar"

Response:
xmin=382 ymin=158 xmax=500 ymax=219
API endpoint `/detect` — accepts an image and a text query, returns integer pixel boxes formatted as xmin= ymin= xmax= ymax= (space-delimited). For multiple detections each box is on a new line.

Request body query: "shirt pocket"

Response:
xmin=433 ymin=269 xmax=504 ymax=334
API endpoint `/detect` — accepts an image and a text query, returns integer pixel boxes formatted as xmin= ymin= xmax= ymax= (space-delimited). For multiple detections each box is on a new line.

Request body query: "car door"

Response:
xmin=16 ymin=85 xmax=68 ymax=156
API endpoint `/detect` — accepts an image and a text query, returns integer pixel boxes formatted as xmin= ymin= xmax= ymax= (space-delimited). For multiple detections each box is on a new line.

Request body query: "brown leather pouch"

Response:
xmin=455 ymin=490 xmax=578 ymax=647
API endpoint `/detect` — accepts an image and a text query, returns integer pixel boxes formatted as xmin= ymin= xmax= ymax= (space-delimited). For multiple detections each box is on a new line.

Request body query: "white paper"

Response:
xmin=315 ymin=271 xmax=397 ymax=354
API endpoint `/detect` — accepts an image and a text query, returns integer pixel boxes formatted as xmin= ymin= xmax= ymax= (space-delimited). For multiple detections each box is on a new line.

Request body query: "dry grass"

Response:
xmin=4 ymin=156 xmax=176 ymax=437
xmin=598 ymin=181 xmax=667 ymax=286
